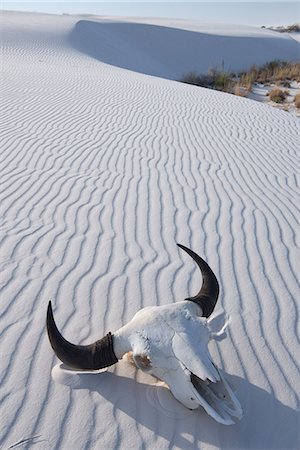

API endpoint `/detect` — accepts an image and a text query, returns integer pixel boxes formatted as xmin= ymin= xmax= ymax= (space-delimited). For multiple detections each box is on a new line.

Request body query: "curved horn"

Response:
xmin=46 ymin=301 xmax=118 ymax=370
xmin=177 ymin=244 xmax=219 ymax=317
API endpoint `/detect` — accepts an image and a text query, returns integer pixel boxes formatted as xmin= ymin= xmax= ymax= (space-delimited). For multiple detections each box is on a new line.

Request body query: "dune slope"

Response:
xmin=70 ymin=17 xmax=300 ymax=79
xmin=1 ymin=11 xmax=300 ymax=450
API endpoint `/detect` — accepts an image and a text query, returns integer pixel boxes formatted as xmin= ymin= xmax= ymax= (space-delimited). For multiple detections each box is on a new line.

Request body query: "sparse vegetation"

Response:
xmin=180 ymin=60 xmax=300 ymax=96
xmin=295 ymin=93 xmax=300 ymax=109
xmin=181 ymin=69 xmax=234 ymax=93
xmin=180 ymin=60 xmax=300 ymax=114
xmin=268 ymin=88 xmax=288 ymax=103
xmin=238 ymin=61 xmax=300 ymax=86
xmin=180 ymin=71 xmax=203 ymax=86
xmin=213 ymin=70 xmax=235 ymax=92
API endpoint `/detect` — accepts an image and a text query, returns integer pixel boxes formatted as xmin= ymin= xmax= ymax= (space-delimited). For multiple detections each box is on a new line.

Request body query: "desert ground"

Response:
xmin=1 ymin=11 xmax=300 ymax=450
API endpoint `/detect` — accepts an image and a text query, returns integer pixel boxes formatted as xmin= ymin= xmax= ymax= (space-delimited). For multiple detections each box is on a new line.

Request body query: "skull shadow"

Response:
xmin=53 ymin=361 xmax=299 ymax=449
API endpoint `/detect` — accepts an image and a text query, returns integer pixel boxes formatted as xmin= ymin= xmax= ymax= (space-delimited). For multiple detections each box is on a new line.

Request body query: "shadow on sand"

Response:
xmin=69 ymin=20 xmax=300 ymax=80
xmin=53 ymin=363 xmax=299 ymax=449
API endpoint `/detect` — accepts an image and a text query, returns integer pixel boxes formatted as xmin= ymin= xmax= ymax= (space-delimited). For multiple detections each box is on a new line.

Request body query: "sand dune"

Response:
xmin=70 ymin=18 xmax=300 ymax=79
xmin=1 ymin=10 xmax=300 ymax=450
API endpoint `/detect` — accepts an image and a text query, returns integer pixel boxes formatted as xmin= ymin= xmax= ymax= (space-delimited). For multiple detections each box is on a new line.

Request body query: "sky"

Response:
xmin=2 ymin=1 xmax=299 ymax=27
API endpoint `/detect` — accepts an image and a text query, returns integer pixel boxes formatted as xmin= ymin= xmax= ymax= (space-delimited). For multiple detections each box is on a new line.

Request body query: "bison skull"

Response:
xmin=47 ymin=244 xmax=242 ymax=424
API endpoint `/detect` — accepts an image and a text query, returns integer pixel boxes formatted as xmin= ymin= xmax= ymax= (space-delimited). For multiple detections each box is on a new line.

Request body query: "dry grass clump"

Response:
xmin=181 ymin=69 xmax=234 ymax=93
xmin=268 ymin=88 xmax=288 ymax=103
xmin=239 ymin=61 xmax=300 ymax=86
xmin=270 ymin=61 xmax=300 ymax=83
xmin=213 ymin=70 xmax=235 ymax=92
xmin=294 ymin=93 xmax=300 ymax=109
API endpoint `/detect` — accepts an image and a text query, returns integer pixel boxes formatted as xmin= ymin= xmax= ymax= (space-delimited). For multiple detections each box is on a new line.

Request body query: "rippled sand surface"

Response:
xmin=1 ymin=11 xmax=299 ymax=450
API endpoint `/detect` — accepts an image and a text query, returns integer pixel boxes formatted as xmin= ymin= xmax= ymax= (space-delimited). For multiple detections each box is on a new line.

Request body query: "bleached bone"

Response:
xmin=46 ymin=244 xmax=242 ymax=424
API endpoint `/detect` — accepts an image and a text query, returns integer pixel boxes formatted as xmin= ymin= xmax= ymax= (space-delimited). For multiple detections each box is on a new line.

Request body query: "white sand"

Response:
xmin=1 ymin=10 xmax=300 ymax=450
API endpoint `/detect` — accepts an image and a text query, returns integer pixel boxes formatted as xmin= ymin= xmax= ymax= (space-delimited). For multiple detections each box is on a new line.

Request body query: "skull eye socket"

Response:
xmin=133 ymin=354 xmax=152 ymax=371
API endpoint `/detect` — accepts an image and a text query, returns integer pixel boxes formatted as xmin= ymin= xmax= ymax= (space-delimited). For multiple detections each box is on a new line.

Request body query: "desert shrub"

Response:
xmin=214 ymin=71 xmax=234 ymax=92
xmin=181 ymin=71 xmax=215 ymax=88
xmin=272 ymin=62 xmax=300 ymax=82
xmin=295 ymin=93 xmax=300 ymax=109
xmin=268 ymin=88 xmax=288 ymax=103
xmin=249 ymin=60 xmax=300 ymax=84
xmin=239 ymin=71 xmax=256 ymax=90
xmin=180 ymin=69 xmax=233 ymax=92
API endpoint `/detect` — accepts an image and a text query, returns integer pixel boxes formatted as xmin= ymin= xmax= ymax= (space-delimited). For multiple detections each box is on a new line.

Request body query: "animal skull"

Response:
xmin=47 ymin=244 xmax=242 ymax=424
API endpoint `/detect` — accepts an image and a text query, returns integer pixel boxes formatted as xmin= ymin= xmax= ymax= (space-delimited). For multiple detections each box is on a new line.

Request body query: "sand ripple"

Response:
xmin=1 ymin=11 xmax=300 ymax=450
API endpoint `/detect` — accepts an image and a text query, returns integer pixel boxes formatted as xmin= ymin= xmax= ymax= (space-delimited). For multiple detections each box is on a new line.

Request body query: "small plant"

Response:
xmin=214 ymin=71 xmax=234 ymax=92
xmin=295 ymin=93 xmax=300 ymax=109
xmin=268 ymin=88 xmax=288 ymax=103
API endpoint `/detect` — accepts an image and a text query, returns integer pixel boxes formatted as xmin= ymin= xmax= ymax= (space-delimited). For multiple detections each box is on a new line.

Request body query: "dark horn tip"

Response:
xmin=177 ymin=243 xmax=219 ymax=318
xmin=46 ymin=301 xmax=54 ymax=337
xmin=47 ymin=301 xmax=53 ymax=320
